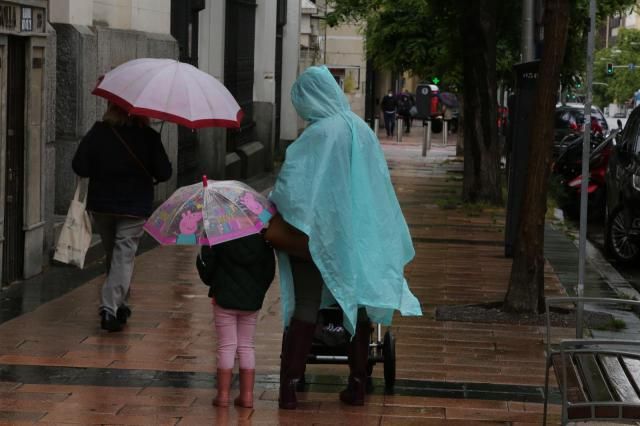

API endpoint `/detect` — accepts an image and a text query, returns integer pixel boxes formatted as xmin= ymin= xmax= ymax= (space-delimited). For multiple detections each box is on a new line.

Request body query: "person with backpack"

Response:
xmin=397 ymin=88 xmax=416 ymax=134
xmin=196 ymin=234 xmax=276 ymax=408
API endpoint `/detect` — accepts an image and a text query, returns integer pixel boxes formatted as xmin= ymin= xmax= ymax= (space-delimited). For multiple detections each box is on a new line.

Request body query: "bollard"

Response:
xmin=374 ymin=118 xmax=379 ymax=137
xmin=422 ymin=120 xmax=429 ymax=156
xmin=397 ymin=117 xmax=403 ymax=143
xmin=443 ymin=120 xmax=448 ymax=146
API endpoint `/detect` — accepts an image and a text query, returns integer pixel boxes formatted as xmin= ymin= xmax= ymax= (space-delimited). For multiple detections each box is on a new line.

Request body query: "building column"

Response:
xmin=279 ymin=0 xmax=302 ymax=150
xmin=197 ymin=0 xmax=227 ymax=179
xmin=253 ymin=0 xmax=277 ymax=170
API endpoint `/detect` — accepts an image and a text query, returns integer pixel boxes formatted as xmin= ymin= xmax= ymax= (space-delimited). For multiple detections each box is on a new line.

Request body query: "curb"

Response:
xmin=552 ymin=208 xmax=640 ymax=301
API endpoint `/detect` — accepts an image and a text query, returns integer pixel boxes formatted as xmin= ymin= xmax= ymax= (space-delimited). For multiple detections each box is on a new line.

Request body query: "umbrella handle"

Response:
xmin=202 ymin=175 xmax=208 ymax=188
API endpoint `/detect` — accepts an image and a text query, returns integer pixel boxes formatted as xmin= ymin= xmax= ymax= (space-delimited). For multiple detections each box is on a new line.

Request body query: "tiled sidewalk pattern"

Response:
xmin=0 ymin=130 xmax=564 ymax=424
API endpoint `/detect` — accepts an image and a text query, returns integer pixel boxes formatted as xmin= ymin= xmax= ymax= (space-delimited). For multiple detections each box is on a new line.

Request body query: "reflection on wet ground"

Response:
xmin=0 ymin=235 xmax=158 ymax=325
xmin=0 ymin=364 xmax=559 ymax=403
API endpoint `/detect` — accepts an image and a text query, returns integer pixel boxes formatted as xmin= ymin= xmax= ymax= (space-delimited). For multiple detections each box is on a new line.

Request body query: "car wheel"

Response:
xmin=605 ymin=205 xmax=640 ymax=263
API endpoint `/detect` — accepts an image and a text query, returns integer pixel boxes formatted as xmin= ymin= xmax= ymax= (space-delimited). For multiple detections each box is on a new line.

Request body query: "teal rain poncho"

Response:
xmin=270 ymin=66 xmax=422 ymax=335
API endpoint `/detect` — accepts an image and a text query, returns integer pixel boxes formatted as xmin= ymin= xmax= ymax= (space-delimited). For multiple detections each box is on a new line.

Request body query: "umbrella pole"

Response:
xmin=160 ymin=121 xmax=166 ymax=134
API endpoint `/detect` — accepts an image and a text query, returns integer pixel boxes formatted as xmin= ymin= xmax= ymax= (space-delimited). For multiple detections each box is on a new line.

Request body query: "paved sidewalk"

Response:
xmin=0 ymin=128 xmax=576 ymax=424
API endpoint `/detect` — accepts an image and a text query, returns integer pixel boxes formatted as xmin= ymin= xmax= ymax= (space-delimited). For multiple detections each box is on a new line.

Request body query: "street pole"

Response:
xmin=577 ymin=0 xmax=596 ymax=338
xmin=522 ymin=0 xmax=535 ymax=62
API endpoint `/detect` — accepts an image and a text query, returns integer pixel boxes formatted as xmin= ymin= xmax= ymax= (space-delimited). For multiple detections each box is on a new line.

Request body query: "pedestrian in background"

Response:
xmin=380 ymin=89 xmax=397 ymax=138
xmin=263 ymin=66 xmax=422 ymax=410
xmin=397 ymin=88 xmax=416 ymax=134
xmin=196 ymin=234 xmax=275 ymax=408
xmin=72 ymin=102 xmax=172 ymax=332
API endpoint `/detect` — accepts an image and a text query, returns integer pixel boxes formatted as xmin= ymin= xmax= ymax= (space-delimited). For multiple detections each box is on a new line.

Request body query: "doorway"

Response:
xmin=2 ymin=36 xmax=26 ymax=285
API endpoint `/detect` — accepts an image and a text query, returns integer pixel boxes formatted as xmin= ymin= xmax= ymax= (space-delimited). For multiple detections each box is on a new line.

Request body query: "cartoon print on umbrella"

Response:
xmin=176 ymin=211 xmax=202 ymax=245
xmin=240 ymin=192 xmax=272 ymax=225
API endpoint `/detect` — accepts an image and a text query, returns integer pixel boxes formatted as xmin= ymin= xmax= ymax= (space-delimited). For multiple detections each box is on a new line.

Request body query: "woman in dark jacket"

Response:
xmin=72 ymin=103 xmax=172 ymax=332
xmin=196 ymin=234 xmax=275 ymax=409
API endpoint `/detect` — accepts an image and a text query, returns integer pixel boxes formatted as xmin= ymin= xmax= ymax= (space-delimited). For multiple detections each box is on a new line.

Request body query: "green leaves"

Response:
xmin=594 ymin=28 xmax=640 ymax=104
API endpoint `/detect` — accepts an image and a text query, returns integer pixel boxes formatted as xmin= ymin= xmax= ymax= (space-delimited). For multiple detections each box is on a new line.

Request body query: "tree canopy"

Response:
xmin=326 ymin=0 xmax=519 ymax=89
xmin=593 ymin=28 xmax=640 ymax=106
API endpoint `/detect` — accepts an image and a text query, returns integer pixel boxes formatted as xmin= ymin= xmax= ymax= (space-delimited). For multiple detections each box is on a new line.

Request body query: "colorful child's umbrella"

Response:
xmin=144 ymin=177 xmax=276 ymax=246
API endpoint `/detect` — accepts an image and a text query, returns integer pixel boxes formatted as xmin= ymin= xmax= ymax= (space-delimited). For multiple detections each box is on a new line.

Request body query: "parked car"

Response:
xmin=604 ymin=108 xmax=640 ymax=263
xmin=554 ymin=103 xmax=609 ymax=158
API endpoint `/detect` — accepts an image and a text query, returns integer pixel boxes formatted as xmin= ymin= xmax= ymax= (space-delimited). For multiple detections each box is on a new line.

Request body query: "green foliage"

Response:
xmin=326 ymin=0 xmax=518 ymax=88
xmin=325 ymin=0 xmax=636 ymax=90
xmin=593 ymin=318 xmax=627 ymax=331
xmin=561 ymin=0 xmax=636 ymax=89
xmin=594 ymin=28 xmax=640 ymax=105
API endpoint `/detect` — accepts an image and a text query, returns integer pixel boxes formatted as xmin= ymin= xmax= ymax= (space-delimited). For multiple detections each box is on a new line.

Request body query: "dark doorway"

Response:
xmin=225 ymin=0 xmax=257 ymax=152
xmin=364 ymin=59 xmax=377 ymax=129
xmin=170 ymin=0 xmax=204 ymax=186
xmin=3 ymin=36 xmax=26 ymax=285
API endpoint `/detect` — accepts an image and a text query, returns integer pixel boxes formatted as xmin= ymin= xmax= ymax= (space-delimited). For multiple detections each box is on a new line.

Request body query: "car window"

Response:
xmin=622 ymin=109 xmax=640 ymax=152
xmin=554 ymin=108 xmax=608 ymax=131
xmin=593 ymin=110 xmax=608 ymax=131
xmin=555 ymin=110 xmax=581 ymax=129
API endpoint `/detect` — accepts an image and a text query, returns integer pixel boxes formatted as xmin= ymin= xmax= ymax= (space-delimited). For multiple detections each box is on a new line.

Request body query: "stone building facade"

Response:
xmin=0 ymin=0 xmax=55 ymax=285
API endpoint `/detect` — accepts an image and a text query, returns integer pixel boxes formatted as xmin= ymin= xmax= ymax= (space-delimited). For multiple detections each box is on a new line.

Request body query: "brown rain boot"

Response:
xmin=279 ymin=318 xmax=316 ymax=410
xmin=339 ymin=322 xmax=371 ymax=406
xmin=234 ymin=369 xmax=255 ymax=408
xmin=212 ymin=368 xmax=233 ymax=407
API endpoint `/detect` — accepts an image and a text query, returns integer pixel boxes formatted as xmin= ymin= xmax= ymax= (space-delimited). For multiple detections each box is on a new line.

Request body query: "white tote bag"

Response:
xmin=53 ymin=179 xmax=92 ymax=269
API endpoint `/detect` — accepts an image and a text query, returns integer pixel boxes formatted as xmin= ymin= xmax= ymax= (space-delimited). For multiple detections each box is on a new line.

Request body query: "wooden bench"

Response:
xmin=543 ymin=297 xmax=640 ymax=425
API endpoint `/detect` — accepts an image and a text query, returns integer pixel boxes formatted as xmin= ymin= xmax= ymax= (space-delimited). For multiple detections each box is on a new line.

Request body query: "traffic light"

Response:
xmin=607 ymin=63 xmax=614 ymax=75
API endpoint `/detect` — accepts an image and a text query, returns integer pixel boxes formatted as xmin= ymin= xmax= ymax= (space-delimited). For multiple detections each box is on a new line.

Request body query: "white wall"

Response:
xmin=50 ymin=0 xmax=171 ymax=34
xmin=198 ymin=0 xmax=226 ymax=80
xmin=131 ymin=0 xmax=171 ymax=34
xmin=93 ymin=0 xmax=133 ymax=29
xmin=49 ymin=0 xmax=93 ymax=26
xmin=280 ymin=0 xmax=302 ymax=141
xmin=254 ymin=0 xmax=277 ymax=103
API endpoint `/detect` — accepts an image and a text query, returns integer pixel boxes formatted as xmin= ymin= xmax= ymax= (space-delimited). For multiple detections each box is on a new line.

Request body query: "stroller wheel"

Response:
xmin=383 ymin=331 xmax=396 ymax=391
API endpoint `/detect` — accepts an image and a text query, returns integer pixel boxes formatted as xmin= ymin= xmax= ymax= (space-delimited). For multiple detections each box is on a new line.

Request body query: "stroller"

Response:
xmin=293 ymin=306 xmax=397 ymax=392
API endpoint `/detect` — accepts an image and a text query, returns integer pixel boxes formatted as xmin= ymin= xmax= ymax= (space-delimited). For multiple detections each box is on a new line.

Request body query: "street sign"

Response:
xmin=432 ymin=77 xmax=440 ymax=85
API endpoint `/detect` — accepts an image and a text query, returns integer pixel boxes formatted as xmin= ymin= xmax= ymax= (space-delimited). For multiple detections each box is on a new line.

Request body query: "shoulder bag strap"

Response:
xmin=110 ymin=126 xmax=157 ymax=184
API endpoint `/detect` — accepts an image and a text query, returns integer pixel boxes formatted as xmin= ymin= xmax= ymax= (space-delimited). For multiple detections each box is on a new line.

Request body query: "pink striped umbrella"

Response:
xmin=92 ymin=58 xmax=243 ymax=129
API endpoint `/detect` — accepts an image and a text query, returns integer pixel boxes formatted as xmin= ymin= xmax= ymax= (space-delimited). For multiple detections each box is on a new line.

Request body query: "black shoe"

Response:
xmin=100 ymin=311 xmax=123 ymax=332
xmin=116 ymin=306 xmax=132 ymax=324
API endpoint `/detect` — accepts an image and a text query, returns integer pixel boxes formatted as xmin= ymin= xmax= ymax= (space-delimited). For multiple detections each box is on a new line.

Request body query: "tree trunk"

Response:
xmin=504 ymin=0 xmax=571 ymax=313
xmin=459 ymin=0 xmax=501 ymax=204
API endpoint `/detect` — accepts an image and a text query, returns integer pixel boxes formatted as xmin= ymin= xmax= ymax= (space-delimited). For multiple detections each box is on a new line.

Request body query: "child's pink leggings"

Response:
xmin=213 ymin=304 xmax=259 ymax=370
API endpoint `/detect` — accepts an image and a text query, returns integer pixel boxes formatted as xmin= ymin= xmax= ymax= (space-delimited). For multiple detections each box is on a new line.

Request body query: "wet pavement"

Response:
xmin=3 ymin=127 xmax=628 ymax=424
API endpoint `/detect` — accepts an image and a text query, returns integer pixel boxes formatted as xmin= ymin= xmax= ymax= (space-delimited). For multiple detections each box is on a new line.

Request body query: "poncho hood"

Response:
xmin=271 ymin=66 xmax=422 ymax=336
xmin=291 ymin=66 xmax=350 ymax=122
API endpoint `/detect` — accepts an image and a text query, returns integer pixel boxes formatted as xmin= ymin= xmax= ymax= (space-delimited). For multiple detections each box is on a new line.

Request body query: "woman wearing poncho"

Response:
xmin=263 ymin=66 xmax=422 ymax=409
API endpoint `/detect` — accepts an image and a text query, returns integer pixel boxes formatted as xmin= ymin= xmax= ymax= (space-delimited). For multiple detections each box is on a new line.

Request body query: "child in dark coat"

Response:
xmin=196 ymin=234 xmax=275 ymax=408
